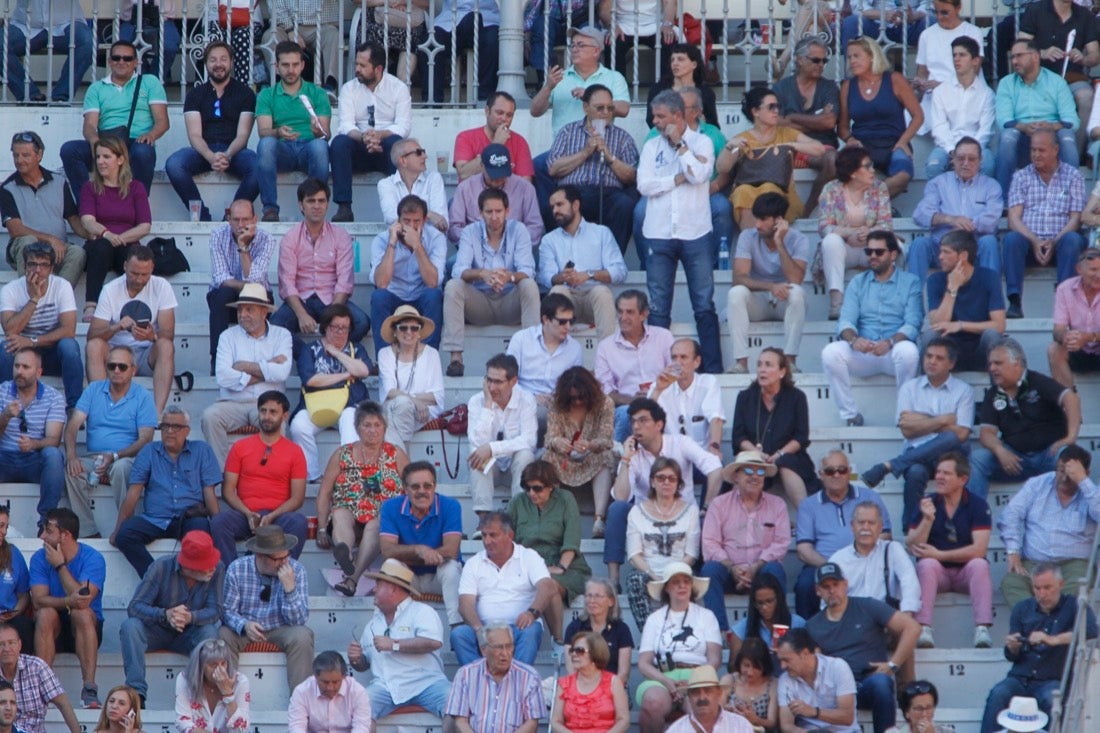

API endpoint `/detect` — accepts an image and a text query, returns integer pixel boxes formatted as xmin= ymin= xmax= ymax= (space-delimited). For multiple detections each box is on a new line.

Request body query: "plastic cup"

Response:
xmin=436 ymin=152 xmax=449 ymax=174
xmin=772 ymin=624 xmax=790 ymax=649
xmin=188 ymin=200 xmax=202 ymax=222
xmin=307 ymin=516 xmax=318 ymax=540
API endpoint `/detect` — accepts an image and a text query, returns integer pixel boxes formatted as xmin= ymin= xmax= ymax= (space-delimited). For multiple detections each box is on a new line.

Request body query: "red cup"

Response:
xmin=772 ymin=623 xmax=790 ymax=649
xmin=307 ymin=516 xmax=318 ymax=540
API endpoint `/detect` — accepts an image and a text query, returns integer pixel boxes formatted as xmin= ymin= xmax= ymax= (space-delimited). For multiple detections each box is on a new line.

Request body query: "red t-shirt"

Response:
xmin=453 ymin=127 xmax=535 ymax=177
xmin=225 ymin=434 xmax=307 ymax=511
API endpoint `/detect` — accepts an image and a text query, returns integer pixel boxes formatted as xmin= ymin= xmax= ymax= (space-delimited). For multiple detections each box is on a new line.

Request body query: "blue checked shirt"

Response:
xmin=223 ymin=556 xmax=309 ymax=634
xmin=208 ymin=223 xmax=276 ymax=290
xmin=453 ymin=220 xmax=536 ymax=295
xmin=998 ymin=472 xmax=1100 ymax=562
xmin=1008 ymin=162 xmax=1086 ymax=240
xmin=837 ymin=266 xmax=923 ymax=342
xmin=547 ymin=119 xmax=639 ymax=189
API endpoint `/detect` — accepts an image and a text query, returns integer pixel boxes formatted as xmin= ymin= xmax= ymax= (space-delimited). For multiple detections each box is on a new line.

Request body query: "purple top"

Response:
xmin=79 ymin=180 xmax=151 ymax=235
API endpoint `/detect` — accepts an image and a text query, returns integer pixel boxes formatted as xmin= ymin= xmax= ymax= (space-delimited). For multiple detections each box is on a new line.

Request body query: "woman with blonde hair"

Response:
xmin=94 ymin=686 xmax=144 ymax=733
xmin=838 ymin=36 xmax=923 ymax=199
xmin=79 ymin=134 xmax=151 ymax=321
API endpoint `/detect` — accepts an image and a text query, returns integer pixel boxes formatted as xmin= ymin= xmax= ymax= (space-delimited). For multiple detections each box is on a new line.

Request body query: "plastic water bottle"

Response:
xmin=353 ymin=239 xmax=361 ymax=274
xmin=88 ymin=454 xmax=105 ymax=487
xmin=718 ymin=236 xmax=730 ymax=271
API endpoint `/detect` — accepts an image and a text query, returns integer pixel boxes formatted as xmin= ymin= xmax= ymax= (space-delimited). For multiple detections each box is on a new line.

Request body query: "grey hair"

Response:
xmin=391 ymin=138 xmax=419 ymax=167
xmin=651 ymin=89 xmax=685 ymax=115
xmin=677 ymin=85 xmax=702 ymax=107
xmin=478 ymin=510 xmax=513 ymax=533
xmin=312 ymin=650 xmax=348 ymax=676
xmin=990 ymin=336 xmax=1027 ymax=368
xmin=796 ymin=37 xmax=828 ymax=58
xmin=183 ymin=639 xmax=238 ymax=700
xmin=580 ymin=578 xmax=622 ymax=622
xmin=477 ymin=622 xmax=514 ymax=648
xmin=852 ymin=500 xmax=883 ymax=522
xmin=1031 ymin=562 xmax=1063 ymax=581
xmin=160 ymin=405 xmax=190 ymax=424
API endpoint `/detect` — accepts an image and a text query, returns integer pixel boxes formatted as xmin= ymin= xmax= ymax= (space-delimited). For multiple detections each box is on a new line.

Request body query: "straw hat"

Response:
xmin=685 ymin=665 xmax=731 ymax=690
xmin=380 ymin=305 xmax=435 ymax=344
xmin=646 ymin=561 xmax=709 ymax=601
xmin=721 ymin=449 xmax=778 ymax=483
xmin=228 ymin=282 xmax=275 ymax=310
xmin=364 ymin=558 xmax=421 ymax=597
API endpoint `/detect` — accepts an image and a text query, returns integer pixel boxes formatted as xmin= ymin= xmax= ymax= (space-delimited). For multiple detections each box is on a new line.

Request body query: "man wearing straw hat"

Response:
xmin=347 ymin=559 xmax=450 ymax=718
xmin=993 ymin=697 xmax=1049 ymax=733
xmin=666 ymin=665 xmax=753 ymax=733
xmin=220 ymin=524 xmax=314 ymax=690
xmin=201 ymin=283 xmax=293 ymax=466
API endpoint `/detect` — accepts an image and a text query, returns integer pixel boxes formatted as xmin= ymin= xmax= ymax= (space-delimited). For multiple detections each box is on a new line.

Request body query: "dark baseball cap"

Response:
xmin=816 ymin=562 xmax=845 ymax=584
xmin=481 ymin=143 xmax=512 ymax=179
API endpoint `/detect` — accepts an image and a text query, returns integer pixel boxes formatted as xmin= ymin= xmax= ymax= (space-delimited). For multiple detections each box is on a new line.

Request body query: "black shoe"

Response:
xmin=332 ymin=203 xmax=354 ymax=223
xmin=446 ymin=360 xmax=465 ymax=377
xmin=846 ymin=413 xmax=864 ymax=427
xmin=1006 ymin=301 xmax=1024 ymax=319
xmin=333 ymin=542 xmax=355 ymax=575
xmin=861 ymin=463 xmax=888 ymax=488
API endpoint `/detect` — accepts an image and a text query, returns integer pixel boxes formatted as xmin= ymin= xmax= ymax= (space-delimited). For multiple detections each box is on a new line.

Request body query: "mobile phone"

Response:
xmin=136 ymin=319 xmax=151 ymax=329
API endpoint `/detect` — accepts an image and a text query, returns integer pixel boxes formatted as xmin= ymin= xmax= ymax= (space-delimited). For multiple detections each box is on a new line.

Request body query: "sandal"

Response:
xmin=82 ymin=304 xmax=96 ymax=323
xmin=333 ymin=542 xmax=355 ymax=576
xmin=334 ymin=576 xmax=357 ymax=597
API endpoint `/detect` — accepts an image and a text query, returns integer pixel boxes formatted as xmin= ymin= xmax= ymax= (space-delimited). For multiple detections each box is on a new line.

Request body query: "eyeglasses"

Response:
xmin=106 ymin=362 xmax=130 ymax=372
xmin=568 ymin=646 xmax=589 ymax=656
xmin=741 ymin=467 xmax=768 ymax=476
xmin=822 ymin=465 xmax=850 ymax=476
xmin=524 ymin=483 xmax=549 ymax=493
xmin=401 ymin=148 xmax=427 ymax=158
xmin=159 ymin=422 xmax=188 ymax=432
xmin=588 ymin=104 xmax=614 ymax=113
xmin=326 ymin=324 xmax=350 ymax=333
xmin=553 ymin=317 xmax=575 ymax=326
xmin=804 ymin=56 xmax=827 ymax=64
xmin=110 ymin=54 xmax=136 ymax=62
xmin=17 ymin=411 xmax=26 ymax=434
xmin=653 ymin=473 xmax=679 ymax=484
xmin=24 ymin=260 xmax=51 ymax=271
xmin=259 ymin=445 xmax=273 ymax=466
xmin=864 ymin=247 xmax=888 ymax=256
xmin=396 ymin=324 xmax=421 ymax=333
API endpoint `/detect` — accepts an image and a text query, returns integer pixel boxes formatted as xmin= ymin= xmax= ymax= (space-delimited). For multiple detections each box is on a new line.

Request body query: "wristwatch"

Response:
xmin=887 ymin=661 xmax=899 ymax=674
xmin=111 ymin=451 xmax=119 ymax=463
xmin=527 ymin=607 xmax=541 ymax=619
xmin=391 ymin=641 xmax=401 ymax=652
xmin=29 ymin=336 xmax=38 ymax=347
xmin=586 ymin=270 xmax=595 ymax=280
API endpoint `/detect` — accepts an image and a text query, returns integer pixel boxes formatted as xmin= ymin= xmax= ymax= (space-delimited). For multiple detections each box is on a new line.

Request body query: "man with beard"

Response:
xmin=329 ymin=42 xmax=412 ymax=222
xmin=454 ymin=93 xmax=535 ymax=182
xmin=164 ymin=41 xmax=258 ymax=223
xmin=666 ymin=666 xmax=753 ymax=733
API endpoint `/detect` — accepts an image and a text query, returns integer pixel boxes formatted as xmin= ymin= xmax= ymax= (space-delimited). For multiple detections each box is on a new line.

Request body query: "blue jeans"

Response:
xmin=115 ymin=514 xmax=212 ymax=578
xmin=996 ymin=128 xmax=1078 ymax=197
xmin=120 ymin=616 xmax=220 ymax=697
xmin=980 ymin=676 xmax=1059 ymax=733
xmin=700 ymin=560 xmax=787 ymax=631
xmin=603 ymin=498 xmax=634 ymax=566
xmin=0 ymin=337 xmax=83 ymax=409
xmin=967 ymin=444 xmax=1059 ymax=499
xmin=209 ymin=508 xmax=307 ymax=565
xmin=256 ymin=137 xmax=330 ymax=213
xmin=1002 ymin=230 xmax=1085 ymax=297
xmin=613 ymin=405 xmax=631 ymax=443
xmin=271 ymin=294 xmax=370 ymax=349
xmin=634 ymin=194 xmax=730 ymax=271
xmin=841 ymin=15 xmax=927 ymax=48
xmin=5 ymin=22 xmax=94 ymax=101
xmin=885 ymin=432 xmax=966 ymax=527
xmin=164 ymin=143 xmax=259 ymax=218
xmin=0 ymin=447 xmax=64 ymax=527
xmin=330 ymin=134 xmax=400 ymax=204
xmin=925 ymin=146 xmax=996 ymax=179
xmin=118 ymin=18 xmax=181 ymax=79
xmin=906 ymin=234 xmax=1001 ymax=290
xmin=647 ymin=234 xmax=723 ymax=373
xmin=369 ymin=288 xmax=443 ymax=353
xmin=857 ymin=672 xmax=898 ymax=733
xmin=527 ymin=5 xmax=590 ymax=71
xmin=574 ymin=184 xmax=636 ymax=256
xmin=450 ymin=621 xmax=542 ymax=667
xmin=367 ymin=678 xmax=451 ymax=718
xmin=61 ymin=136 xmax=157 ymax=198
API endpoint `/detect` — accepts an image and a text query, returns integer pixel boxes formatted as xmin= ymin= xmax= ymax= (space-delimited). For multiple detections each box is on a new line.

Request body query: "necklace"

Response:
xmin=397 ymin=344 xmax=420 ymax=393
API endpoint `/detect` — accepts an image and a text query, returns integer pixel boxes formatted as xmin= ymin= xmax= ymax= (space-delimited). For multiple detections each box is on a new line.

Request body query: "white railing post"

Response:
xmin=497 ymin=0 xmax=527 ymax=102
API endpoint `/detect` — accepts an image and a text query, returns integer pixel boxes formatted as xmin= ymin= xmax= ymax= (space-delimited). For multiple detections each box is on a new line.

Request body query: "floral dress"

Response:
xmin=175 ymin=672 xmax=250 ymax=732
xmin=331 ymin=442 xmax=403 ymax=523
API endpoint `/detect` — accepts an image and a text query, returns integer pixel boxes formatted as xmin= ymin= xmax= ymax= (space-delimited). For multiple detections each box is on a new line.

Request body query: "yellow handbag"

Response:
xmin=303 ymin=344 xmax=356 ymax=428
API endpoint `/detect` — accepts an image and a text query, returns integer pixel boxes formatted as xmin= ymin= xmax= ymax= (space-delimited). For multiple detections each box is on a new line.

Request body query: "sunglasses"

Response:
xmin=804 ymin=56 xmax=827 ymax=64
xmin=17 ymin=410 xmax=26 ymax=434
xmin=106 ymin=362 xmax=130 ymax=372
xmin=11 ymin=132 xmax=40 ymax=147
xmin=259 ymin=445 xmax=273 ymax=466
xmin=864 ymin=247 xmax=889 ymax=256
xmin=944 ymin=517 xmax=958 ymax=544
xmin=906 ymin=681 xmax=934 ymax=696
xmin=741 ymin=467 xmax=768 ymax=476
xmin=396 ymin=324 xmax=421 ymax=333
xmin=822 ymin=465 xmax=850 ymax=476
xmin=259 ymin=581 xmax=272 ymax=603
xmin=213 ymin=98 xmax=222 ymax=118
xmin=402 ymin=148 xmax=427 ymax=157
xmin=553 ymin=317 xmax=575 ymax=326
xmin=653 ymin=474 xmax=679 ymax=484
xmin=523 ymin=483 xmax=549 ymax=493
xmin=761 ymin=102 xmax=780 ymax=111
xmin=159 ymin=422 xmax=188 ymax=432
xmin=568 ymin=646 xmax=589 ymax=656
xmin=110 ymin=54 xmax=136 ymax=62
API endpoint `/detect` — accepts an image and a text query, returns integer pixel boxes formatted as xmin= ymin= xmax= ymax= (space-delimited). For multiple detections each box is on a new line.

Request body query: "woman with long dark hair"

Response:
xmin=646 ymin=42 xmax=718 ymax=127
xmin=727 ymin=572 xmax=805 ymax=661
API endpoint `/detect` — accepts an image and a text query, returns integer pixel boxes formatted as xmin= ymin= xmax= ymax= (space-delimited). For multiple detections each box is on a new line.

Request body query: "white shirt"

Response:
xmin=506 ymin=325 xmax=584 ymax=397
xmin=895 ymin=373 xmax=975 ymax=450
xmin=335 ymin=73 xmax=412 ymax=138
xmin=777 ymin=655 xmax=860 ymax=733
xmin=916 ymin=21 xmax=985 ymax=85
xmin=667 ymin=710 xmax=755 ymax=733
xmin=359 ymin=596 xmax=448 ymax=704
xmin=1085 ymin=82 xmax=1100 ymax=137
xmin=0 ymin=275 xmax=75 ymax=337
xmin=537 ymin=220 xmax=628 ymax=290
xmin=611 ymin=0 xmax=664 ymax=36
xmin=829 ymin=539 xmax=921 ymax=614
xmin=377 ymin=170 xmax=448 ymax=226
xmin=287 ymin=676 xmax=372 ymax=733
xmin=459 ymin=542 xmax=550 ymax=623
xmin=930 ymin=74 xmax=996 ymax=150
xmin=377 ymin=344 xmax=445 ymax=420
xmin=638 ymin=602 xmax=721 ymax=667
xmin=95 ymin=274 xmax=178 ymax=350
xmin=624 ymin=433 xmax=723 ymax=505
xmin=214 ymin=323 xmax=293 ymax=401
xmin=638 ymin=127 xmax=714 ymax=241
xmin=467 ymin=386 xmax=538 ymax=466
xmin=650 ymin=373 xmax=724 ymax=450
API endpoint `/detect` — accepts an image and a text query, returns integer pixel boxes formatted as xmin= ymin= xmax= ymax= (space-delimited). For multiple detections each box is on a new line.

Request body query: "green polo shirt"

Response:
xmin=256 ymin=81 xmax=332 ymax=140
xmin=549 ymin=64 xmax=629 ymax=136
xmin=83 ymin=73 xmax=168 ymax=137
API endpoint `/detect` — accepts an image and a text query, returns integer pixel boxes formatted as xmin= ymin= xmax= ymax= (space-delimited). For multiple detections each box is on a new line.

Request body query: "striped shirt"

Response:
xmin=222 ymin=556 xmax=309 ymax=635
xmin=547 ymin=119 xmax=639 ymax=189
xmin=0 ymin=276 xmax=76 ymax=337
xmin=0 ymin=380 xmax=65 ymax=453
xmin=208 ymin=223 xmax=275 ymax=290
xmin=998 ymin=472 xmax=1100 ymax=561
xmin=1008 ymin=162 xmax=1086 ymax=240
xmin=444 ymin=658 xmax=546 ymax=732
xmin=0 ymin=654 xmax=65 ymax=733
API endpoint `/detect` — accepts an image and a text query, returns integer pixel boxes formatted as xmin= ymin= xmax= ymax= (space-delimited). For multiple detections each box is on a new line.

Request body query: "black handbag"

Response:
xmin=148 ymin=236 xmax=191 ymax=276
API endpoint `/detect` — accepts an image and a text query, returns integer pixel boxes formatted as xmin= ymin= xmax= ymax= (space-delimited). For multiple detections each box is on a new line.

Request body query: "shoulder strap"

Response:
xmin=126 ymin=74 xmax=143 ymax=136
xmin=882 ymin=541 xmax=892 ymax=593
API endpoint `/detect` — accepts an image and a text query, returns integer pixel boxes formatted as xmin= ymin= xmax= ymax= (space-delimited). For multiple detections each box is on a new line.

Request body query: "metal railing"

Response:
xmin=1048 ymin=524 xmax=1100 ymax=733
xmin=0 ymin=0 xmax=1029 ymax=105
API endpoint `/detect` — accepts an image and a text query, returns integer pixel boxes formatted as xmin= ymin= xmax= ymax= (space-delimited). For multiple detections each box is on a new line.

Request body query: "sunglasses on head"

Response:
xmin=905 ymin=681 xmax=934 ymax=696
xmin=259 ymin=581 xmax=272 ymax=603
xmin=822 ymin=465 xmax=849 ymax=476
xmin=17 ymin=410 xmax=26 ymax=434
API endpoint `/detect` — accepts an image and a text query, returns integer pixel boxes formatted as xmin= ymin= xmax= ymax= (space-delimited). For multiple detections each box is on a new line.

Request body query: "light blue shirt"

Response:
xmin=537 ymin=219 xmax=628 ymax=290
xmin=895 ymin=374 xmax=975 ymax=449
xmin=369 ymin=226 xmax=447 ymax=302
xmin=912 ymin=172 xmax=1004 ymax=244
xmin=998 ymin=472 xmax=1100 ymax=561
xmin=75 ymin=380 xmax=158 ymax=454
xmin=795 ymin=485 xmax=892 ymax=556
xmin=506 ymin=325 xmax=584 ymax=397
xmin=837 ymin=266 xmax=923 ymax=342
xmin=433 ymin=0 xmax=500 ymax=33
xmin=128 ymin=440 xmax=223 ymax=530
xmin=549 ymin=65 xmax=630 ymax=135
xmin=995 ymin=67 xmax=1079 ymax=130
xmin=453 ymin=219 xmax=536 ymax=295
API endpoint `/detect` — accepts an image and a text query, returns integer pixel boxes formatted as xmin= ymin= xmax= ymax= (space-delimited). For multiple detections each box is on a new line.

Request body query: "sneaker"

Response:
xmin=591 ymin=517 xmax=606 ymax=539
xmin=974 ymin=625 xmax=992 ymax=648
xmin=917 ymin=626 xmax=935 ymax=649
xmin=846 ymin=413 xmax=864 ymax=427
xmin=81 ymin=683 xmax=100 ymax=709
xmin=471 ymin=529 xmax=483 ymax=541
xmin=860 ymin=463 xmax=888 ymax=488
xmin=725 ymin=362 xmax=748 ymax=374
xmin=332 ymin=203 xmax=354 ymax=223
xmin=828 ymin=301 xmax=841 ymax=320
xmin=261 ymin=207 xmax=279 ymax=222
xmin=446 ymin=360 xmax=465 ymax=377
